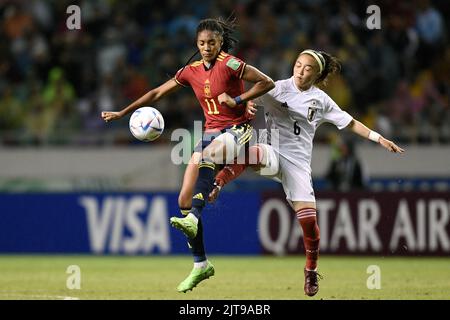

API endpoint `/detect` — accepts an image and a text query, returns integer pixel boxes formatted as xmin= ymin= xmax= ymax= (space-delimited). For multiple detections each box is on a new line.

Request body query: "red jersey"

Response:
xmin=174 ymin=51 xmax=247 ymax=131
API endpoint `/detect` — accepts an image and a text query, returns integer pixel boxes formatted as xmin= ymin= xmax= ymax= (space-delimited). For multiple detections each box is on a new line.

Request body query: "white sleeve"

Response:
xmin=269 ymin=81 xmax=283 ymax=98
xmin=254 ymin=81 xmax=281 ymax=105
xmin=323 ymin=95 xmax=353 ymax=130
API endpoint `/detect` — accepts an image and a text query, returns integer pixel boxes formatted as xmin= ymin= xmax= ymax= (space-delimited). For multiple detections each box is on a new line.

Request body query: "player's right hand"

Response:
xmin=218 ymin=92 xmax=236 ymax=108
xmin=101 ymin=111 xmax=122 ymax=122
xmin=208 ymin=180 xmax=223 ymax=203
xmin=245 ymin=101 xmax=258 ymax=120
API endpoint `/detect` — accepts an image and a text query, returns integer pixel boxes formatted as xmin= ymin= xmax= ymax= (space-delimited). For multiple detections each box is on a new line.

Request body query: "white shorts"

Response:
xmin=254 ymin=143 xmax=316 ymax=204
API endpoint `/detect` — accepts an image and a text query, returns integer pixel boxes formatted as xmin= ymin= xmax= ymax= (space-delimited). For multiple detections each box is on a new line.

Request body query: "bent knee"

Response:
xmin=203 ymin=149 xmax=227 ymax=165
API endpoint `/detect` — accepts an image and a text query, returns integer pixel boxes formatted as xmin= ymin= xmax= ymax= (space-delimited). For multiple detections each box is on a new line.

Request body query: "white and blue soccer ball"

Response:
xmin=129 ymin=107 xmax=164 ymax=142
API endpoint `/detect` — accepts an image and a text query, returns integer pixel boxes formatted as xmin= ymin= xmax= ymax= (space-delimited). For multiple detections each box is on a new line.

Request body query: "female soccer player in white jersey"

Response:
xmin=210 ymin=49 xmax=405 ymax=297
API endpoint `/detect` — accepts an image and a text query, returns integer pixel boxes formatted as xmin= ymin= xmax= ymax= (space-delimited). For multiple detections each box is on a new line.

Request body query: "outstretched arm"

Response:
xmin=346 ymin=119 xmax=405 ymax=153
xmin=101 ymin=78 xmax=180 ymax=122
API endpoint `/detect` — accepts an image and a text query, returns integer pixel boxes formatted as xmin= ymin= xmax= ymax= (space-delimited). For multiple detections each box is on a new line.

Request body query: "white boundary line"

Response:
xmin=0 ymin=293 xmax=79 ymax=300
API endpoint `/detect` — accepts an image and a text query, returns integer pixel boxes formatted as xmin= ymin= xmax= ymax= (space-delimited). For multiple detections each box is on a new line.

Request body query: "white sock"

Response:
xmin=187 ymin=213 xmax=198 ymax=224
xmin=194 ymin=260 xmax=208 ymax=269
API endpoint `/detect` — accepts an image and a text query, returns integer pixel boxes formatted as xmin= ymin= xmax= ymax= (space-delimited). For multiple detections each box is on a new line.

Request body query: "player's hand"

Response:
xmin=218 ymin=92 xmax=236 ymax=108
xmin=379 ymin=137 xmax=405 ymax=153
xmin=101 ymin=111 xmax=122 ymax=122
xmin=208 ymin=180 xmax=223 ymax=203
xmin=245 ymin=100 xmax=258 ymax=120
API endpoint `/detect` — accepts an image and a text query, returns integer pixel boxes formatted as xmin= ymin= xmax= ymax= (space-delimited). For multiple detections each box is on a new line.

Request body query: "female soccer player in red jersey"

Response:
xmin=209 ymin=49 xmax=404 ymax=297
xmin=102 ymin=18 xmax=274 ymax=292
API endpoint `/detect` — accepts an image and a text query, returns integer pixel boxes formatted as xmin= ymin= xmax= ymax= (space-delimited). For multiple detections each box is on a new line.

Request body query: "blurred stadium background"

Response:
xmin=0 ymin=0 xmax=449 ymax=300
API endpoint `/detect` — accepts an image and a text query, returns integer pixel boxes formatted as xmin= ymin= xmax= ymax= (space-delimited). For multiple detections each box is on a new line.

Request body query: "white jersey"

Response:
xmin=255 ymin=77 xmax=353 ymax=171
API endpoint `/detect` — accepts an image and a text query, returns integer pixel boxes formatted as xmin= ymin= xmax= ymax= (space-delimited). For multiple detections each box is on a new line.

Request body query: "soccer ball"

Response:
xmin=129 ymin=107 xmax=164 ymax=142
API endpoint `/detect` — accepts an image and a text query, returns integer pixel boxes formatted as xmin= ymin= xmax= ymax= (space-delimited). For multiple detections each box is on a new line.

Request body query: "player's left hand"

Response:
xmin=379 ymin=137 xmax=405 ymax=153
xmin=218 ymin=92 xmax=236 ymax=108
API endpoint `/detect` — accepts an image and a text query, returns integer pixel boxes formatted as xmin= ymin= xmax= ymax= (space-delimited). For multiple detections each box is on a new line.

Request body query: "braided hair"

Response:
xmin=196 ymin=17 xmax=238 ymax=53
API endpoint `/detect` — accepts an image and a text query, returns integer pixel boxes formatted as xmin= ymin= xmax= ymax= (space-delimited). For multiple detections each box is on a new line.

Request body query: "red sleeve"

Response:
xmin=223 ymin=55 xmax=246 ymax=79
xmin=174 ymin=67 xmax=191 ymax=87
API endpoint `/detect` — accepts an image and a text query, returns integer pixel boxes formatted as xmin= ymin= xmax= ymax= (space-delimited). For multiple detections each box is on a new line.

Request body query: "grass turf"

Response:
xmin=0 ymin=255 xmax=448 ymax=300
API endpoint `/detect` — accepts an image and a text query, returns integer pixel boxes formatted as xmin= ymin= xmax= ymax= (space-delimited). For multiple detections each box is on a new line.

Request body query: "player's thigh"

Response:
xmin=280 ymin=159 xmax=316 ymax=207
xmin=253 ymin=143 xmax=280 ymax=178
xmin=178 ymin=152 xmax=201 ymax=206
xmin=201 ymin=136 xmax=230 ymax=164
xmin=208 ymin=124 xmax=253 ymax=164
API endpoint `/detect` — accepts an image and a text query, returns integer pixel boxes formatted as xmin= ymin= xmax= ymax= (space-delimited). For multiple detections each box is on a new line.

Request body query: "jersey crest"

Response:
xmin=204 ymin=79 xmax=211 ymax=98
xmin=307 ymin=100 xmax=319 ymax=122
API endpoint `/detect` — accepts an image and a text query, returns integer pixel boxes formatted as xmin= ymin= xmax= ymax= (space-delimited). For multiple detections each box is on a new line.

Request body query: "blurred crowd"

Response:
xmin=0 ymin=0 xmax=449 ymax=146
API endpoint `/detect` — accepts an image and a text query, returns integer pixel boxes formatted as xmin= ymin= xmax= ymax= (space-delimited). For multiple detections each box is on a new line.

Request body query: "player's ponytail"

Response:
xmin=196 ymin=17 xmax=239 ymax=53
xmin=315 ymin=51 xmax=341 ymax=86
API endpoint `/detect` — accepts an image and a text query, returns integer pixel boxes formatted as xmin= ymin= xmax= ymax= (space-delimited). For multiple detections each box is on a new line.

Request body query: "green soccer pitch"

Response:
xmin=0 ymin=255 xmax=448 ymax=300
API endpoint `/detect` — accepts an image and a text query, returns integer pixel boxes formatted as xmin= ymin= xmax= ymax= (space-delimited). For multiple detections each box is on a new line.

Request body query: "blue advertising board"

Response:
xmin=0 ymin=193 xmax=261 ymax=254
xmin=2 ymin=192 xmax=449 ymax=255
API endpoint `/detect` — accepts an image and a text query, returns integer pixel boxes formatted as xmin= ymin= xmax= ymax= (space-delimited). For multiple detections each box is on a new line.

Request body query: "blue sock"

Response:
xmin=190 ymin=158 xmax=215 ymax=218
xmin=187 ymin=217 xmax=206 ymax=262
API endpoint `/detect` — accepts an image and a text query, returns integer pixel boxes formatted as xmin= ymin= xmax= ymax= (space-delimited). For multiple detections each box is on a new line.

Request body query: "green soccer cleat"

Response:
xmin=177 ymin=261 xmax=215 ymax=293
xmin=170 ymin=215 xmax=198 ymax=238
